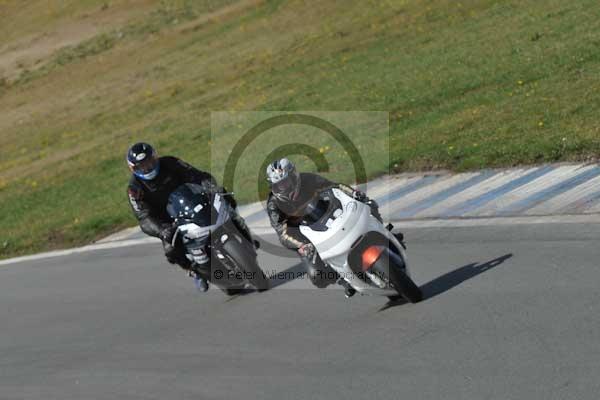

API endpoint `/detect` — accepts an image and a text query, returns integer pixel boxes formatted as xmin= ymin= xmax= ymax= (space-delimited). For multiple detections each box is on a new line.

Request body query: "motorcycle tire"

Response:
xmin=222 ymin=236 xmax=270 ymax=292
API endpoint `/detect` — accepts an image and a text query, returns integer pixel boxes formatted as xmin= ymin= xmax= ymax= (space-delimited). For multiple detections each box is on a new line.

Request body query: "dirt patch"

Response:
xmin=177 ymin=0 xmax=264 ymax=34
xmin=0 ymin=1 xmax=156 ymax=81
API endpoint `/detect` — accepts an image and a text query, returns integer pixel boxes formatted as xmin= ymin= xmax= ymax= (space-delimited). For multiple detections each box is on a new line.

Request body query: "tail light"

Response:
xmin=361 ymin=245 xmax=385 ymax=271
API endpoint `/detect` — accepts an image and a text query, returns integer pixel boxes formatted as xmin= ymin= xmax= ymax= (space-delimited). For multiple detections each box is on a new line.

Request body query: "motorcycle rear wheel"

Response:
xmin=389 ymin=267 xmax=423 ymax=303
xmin=371 ymin=249 xmax=422 ymax=303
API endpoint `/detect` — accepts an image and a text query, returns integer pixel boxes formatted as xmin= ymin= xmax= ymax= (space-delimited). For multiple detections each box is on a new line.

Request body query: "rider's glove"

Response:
xmin=164 ymin=243 xmax=177 ymax=264
xmin=159 ymin=224 xmax=176 ymax=243
xmin=352 ymin=190 xmax=368 ymax=202
xmin=298 ymin=243 xmax=315 ymax=259
xmin=366 ymin=199 xmax=379 ymax=209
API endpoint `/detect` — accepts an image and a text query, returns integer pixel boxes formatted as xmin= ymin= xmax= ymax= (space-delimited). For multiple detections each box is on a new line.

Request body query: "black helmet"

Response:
xmin=127 ymin=142 xmax=160 ymax=180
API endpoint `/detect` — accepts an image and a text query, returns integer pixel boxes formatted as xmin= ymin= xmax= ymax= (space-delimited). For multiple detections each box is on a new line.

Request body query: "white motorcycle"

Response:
xmin=299 ymin=188 xmax=422 ymax=302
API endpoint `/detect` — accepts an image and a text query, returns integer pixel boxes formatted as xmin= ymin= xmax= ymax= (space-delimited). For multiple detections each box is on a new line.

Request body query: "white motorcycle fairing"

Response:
xmin=300 ymin=188 xmax=409 ymax=296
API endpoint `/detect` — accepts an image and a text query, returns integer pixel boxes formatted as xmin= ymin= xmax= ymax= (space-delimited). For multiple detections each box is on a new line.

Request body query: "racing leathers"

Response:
xmin=127 ymin=156 xmax=252 ymax=272
xmin=267 ymin=172 xmax=381 ymax=288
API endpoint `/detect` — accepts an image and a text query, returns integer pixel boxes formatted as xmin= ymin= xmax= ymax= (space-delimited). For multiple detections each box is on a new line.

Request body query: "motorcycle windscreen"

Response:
xmin=301 ymin=191 xmax=343 ymax=231
xmin=302 ymin=198 xmax=329 ymax=224
xmin=167 ymin=184 xmax=219 ymax=227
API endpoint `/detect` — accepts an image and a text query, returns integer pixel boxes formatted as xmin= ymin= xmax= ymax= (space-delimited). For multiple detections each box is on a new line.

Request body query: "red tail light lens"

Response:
xmin=362 ymin=245 xmax=385 ymax=271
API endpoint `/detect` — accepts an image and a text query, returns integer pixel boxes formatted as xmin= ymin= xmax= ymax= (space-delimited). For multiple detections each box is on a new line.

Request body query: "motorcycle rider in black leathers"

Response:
xmin=126 ymin=142 xmax=254 ymax=292
xmin=266 ymin=158 xmax=382 ymax=295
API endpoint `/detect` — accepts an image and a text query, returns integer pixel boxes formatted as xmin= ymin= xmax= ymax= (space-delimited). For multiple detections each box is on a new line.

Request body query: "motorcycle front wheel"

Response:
xmin=221 ymin=235 xmax=270 ymax=292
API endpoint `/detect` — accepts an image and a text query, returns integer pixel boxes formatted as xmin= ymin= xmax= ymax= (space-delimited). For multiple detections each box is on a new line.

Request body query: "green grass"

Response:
xmin=1 ymin=0 xmax=599 ymax=258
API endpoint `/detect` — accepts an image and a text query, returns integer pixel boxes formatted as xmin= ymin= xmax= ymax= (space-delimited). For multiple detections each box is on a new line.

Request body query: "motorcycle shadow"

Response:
xmin=379 ymin=253 xmax=513 ymax=312
xmin=267 ymin=263 xmax=306 ymax=289
xmin=223 ymin=290 xmax=255 ymax=302
xmin=221 ymin=263 xmax=307 ymax=300
xmin=219 ymin=261 xmax=320 ymax=296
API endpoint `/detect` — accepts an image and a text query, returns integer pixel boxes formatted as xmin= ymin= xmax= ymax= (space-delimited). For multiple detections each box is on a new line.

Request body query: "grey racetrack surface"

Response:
xmin=1 ymin=223 xmax=599 ymax=400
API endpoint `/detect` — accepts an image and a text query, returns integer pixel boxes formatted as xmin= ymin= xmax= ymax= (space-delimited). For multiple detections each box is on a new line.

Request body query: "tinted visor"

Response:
xmin=272 ymin=171 xmax=299 ymax=197
xmin=133 ymin=155 xmax=158 ymax=174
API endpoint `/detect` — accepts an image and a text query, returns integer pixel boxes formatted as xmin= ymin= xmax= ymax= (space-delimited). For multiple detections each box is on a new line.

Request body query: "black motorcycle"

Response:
xmin=167 ymin=183 xmax=269 ymax=294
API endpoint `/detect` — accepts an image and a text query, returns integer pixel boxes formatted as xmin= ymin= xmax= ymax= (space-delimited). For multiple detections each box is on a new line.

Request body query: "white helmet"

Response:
xmin=266 ymin=158 xmax=301 ymax=200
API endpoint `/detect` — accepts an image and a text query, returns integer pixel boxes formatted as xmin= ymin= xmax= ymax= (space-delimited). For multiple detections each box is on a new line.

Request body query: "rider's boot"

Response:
xmin=337 ymin=278 xmax=356 ymax=298
xmin=194 ymin=276 xmax=209 ymax=292
xmin=189 ymin=270 xmax=209 ymax=292
xmin=386 ymin=223 xmax=406 ymax=249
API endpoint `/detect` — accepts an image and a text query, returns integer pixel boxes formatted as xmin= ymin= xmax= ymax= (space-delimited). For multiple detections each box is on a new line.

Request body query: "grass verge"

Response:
xmin=0 ymin=0 xmax=599 ymax=258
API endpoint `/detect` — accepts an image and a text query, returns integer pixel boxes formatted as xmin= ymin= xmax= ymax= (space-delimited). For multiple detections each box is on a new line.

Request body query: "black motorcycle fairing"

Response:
xmin=165 ymin=185 xmax=267 ymax=291
xmin=167 ymin=183 xmax=218 ymax=227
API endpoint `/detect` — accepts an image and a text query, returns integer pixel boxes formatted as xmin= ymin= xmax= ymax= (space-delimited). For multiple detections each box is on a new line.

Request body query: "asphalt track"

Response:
xmin=1 ymin=223 xmax=599 ymax=400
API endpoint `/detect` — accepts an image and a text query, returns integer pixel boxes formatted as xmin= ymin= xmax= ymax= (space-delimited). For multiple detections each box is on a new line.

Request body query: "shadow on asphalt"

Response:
xmin=379 ymin=253 xmax=513 ymax=312
xmin=217 ymin=262 xmax=305 ymax=300
xmin=268 ymin=263 xmax=306 ymax=289
xmin=265 ymin=253 xmax=514 ymax=308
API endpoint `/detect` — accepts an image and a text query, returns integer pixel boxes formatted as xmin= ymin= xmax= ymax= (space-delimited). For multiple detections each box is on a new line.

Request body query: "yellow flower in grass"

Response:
xmin=538 ymin=121 xmax=544 ymax=127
